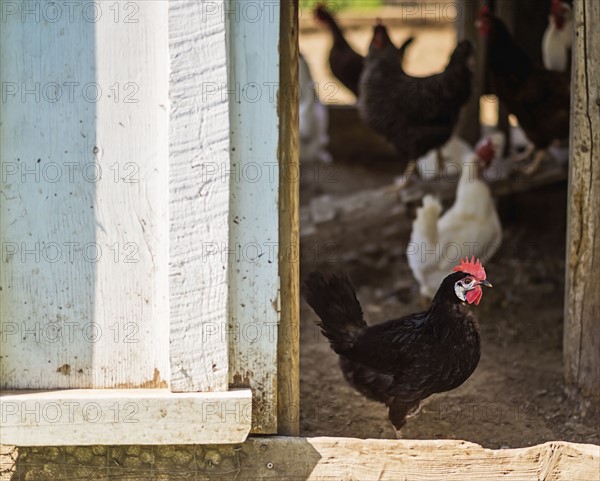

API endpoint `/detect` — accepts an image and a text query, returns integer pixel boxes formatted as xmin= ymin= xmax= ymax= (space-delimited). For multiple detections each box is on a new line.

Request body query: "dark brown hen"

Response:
xmin=358 ymin=24 xmax=473 ymax=184
xmin=304 ymin=258 xmax=491 ymax=433
xmin=478 ymin=6 xmax=570 ymax=174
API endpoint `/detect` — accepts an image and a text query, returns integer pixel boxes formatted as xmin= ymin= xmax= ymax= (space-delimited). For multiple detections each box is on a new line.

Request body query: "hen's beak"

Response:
xmin=478 ymin=280 xmax=493 ymax=288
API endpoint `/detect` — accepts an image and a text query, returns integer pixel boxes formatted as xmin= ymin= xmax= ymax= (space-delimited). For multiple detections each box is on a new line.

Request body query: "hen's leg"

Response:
xmin=520 ymin=149 xmax=546 ymax=176
xmin=388 ymin=398 xmax=419 ymax=436
xmin=436 ymin=148 xmax=445 ymax=176
xmin=394 ymin=160 xmax=417 ymax=190
xmin=394 ymin=402 xmax=422 ymax=438
xmin=510 ymin=143 xmax=535 ymax=163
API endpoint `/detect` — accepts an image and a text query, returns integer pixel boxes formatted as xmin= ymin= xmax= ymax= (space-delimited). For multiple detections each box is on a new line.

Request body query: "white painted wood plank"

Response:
xmin=0 ymin=2 xmax=169 ymax=388
xmin=0 ymin=389 xmax=251 ymax=445
xmin=168 ymin=1 xmax=232 ymax=392
xmin=226 ymin=3 xmax=281 ymax=433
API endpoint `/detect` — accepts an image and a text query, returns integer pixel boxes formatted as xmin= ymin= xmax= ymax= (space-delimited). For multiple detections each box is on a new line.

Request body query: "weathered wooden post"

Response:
xmin=456 ymin=0 xmax=483 ymax=145
xmin=278 ymin=0 xmax=300 ymax=437
xmin=564 ymin=0 xmax=600 ymax=408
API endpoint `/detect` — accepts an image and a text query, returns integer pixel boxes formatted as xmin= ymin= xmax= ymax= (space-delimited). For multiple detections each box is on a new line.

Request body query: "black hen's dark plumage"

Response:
xmin=316 ymin=7 xmax=414 ymax=98
xmin=315 ymin=5 xmax=364 ymax=96
xmin=359 ymin=27 xmax=473 ymax=166
xmin=304 ymin=271 xmax=481 ymax=430
xmin=480 ymin=10 xmax=570 ymax=150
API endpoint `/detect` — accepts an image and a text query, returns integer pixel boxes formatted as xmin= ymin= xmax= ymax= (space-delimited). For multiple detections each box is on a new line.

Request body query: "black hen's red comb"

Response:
xmin=453 ymin=257 xmax=487 ymax=280
xmin=476 ymin=138 xmax=495 ymax=164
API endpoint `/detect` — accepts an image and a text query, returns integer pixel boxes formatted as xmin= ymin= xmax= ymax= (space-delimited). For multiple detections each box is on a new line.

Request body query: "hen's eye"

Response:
xmin=464 ymin=278 xmax=473 ymax=285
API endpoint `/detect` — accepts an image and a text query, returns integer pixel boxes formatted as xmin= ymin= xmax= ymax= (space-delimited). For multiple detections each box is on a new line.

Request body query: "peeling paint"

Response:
xmin=115 ymin=368 xmax=168 ymax=389
xmin=56 ymin=364 xmax=71 ymax=376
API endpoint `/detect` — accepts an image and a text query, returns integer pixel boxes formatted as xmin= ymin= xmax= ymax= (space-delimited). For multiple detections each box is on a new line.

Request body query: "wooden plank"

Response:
xmin=168 ymin=1 xmax=230 ymax=392
xmin=564 ymin=0 xmax=600 ymax=403
xmin=232 ymin=437 xmax=600 ymax=481
xmin=226 ymin=2 xmax=281 ymax=433
xmin=277 ymin=0 xmax=300 ymax=436
xmin=0 ymin=2 xmax=169 ymax=389
xmin=0 ymin=389 xmax=251 ymax=446
xmin=3 ymin=435 xmax=599 ymax=479
xmin=4 ymin=437 xmax=597 ymax=480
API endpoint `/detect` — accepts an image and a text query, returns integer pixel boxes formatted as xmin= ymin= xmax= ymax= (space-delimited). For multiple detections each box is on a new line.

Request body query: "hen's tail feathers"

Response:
xmin=315 ymin=5 xmax=338 ymax=29
xmin=412 ymin=195 xmax=442 ymax=244
xmin=397 ymin=36 xmax=415 ymax=62
xmin=304 ymin=272 xmax=367 ymax=353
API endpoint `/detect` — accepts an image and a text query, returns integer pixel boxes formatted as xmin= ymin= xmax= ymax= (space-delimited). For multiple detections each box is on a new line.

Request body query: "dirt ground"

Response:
xmin=297 ymin=19 xmax=599 ymax=449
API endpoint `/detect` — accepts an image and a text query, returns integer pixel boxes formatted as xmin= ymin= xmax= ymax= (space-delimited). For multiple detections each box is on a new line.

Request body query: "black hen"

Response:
xmin=316 ymin=6 xmax=414 ymax=98
xmin=359 ymin=25 xmax=473 ymax=184
xmin=478 ymin=6 xmax=570 ymax=175
xmin=315 ymin=4 xmax=364 ymax=96
xmin=304 ymin=259 xmax=491 ymax=432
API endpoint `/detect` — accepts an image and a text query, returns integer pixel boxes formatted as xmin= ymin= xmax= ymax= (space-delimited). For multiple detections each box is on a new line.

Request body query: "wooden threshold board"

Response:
xmin=0 ymin=389 xmax=251 ymax=446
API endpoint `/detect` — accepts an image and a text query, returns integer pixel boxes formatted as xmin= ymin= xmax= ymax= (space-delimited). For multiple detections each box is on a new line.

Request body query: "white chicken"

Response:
xmin=299 ymin=53 xmax=331 ymax=164
xmin=542 ymin=0 xmax=573 ymax=72
xmin=415 ymin=136 xmax=473 ymax=182
xmin=407 ymin=136 xmax=503 ymax=299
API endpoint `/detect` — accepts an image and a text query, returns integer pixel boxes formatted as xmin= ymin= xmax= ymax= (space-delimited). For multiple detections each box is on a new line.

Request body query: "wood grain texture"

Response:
xmin=0 ymin=2 xmax=169 ymax=389
xmin=0 ymin=388 xmax=251 ymax=446
xmin=2 ymin=437 xmax=597 ymax=480
xmin=564 ymin=0 xmax=600 ymax=402
xmin=277 ymin=0 xmax=300 ymax=436
xmin=234 ymin=437 xmax=600 ymax=481
xmin=169 ymin=1 xmax=230 ymax=392
xmin=226 ymin=3 xmax=281 ymax=433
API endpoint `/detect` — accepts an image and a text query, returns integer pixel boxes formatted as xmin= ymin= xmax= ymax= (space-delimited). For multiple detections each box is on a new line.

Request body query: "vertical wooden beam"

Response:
xmin=564 ymin=0 xmax=600 ymax=404
xmin=227 ymin=2 xmax=282 ymax=433
xmin=169 ymin=1 xmax=231 ymax=392
xmin=1 ymin=1 xmax=169 ymax=389
xmin=278 ymin=0 xmax=300 ymax=436
xmin=512 ymin=0 xmax=551 ymax=66
xmin=456 ymin=0 xmax=483 ymax=146
xmin=494 ymin=0 xmax=515 ymax=155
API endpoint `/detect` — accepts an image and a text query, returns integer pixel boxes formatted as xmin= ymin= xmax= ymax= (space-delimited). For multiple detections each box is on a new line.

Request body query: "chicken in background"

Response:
xmin=407 ymin=136 xmax=503 ymax=301
xmin=542 ymin=0 xmax=573 ymax=72
xmin=315 ymin=6 xmax=414 ymax=101
xmin=315 ymin=4 xmax=364 ymax=97
xmin=478 ymin=6 xmax=570 ymax=175
xmin=304 ymin=257 xmax=492 ymax=435
xmin=359 ymin=23 xmax=473 ymax=187
xmin=299 ymin=53 xmax=331 ymax=164
xmin=416 ymin=136 xmax=473 ymax=182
